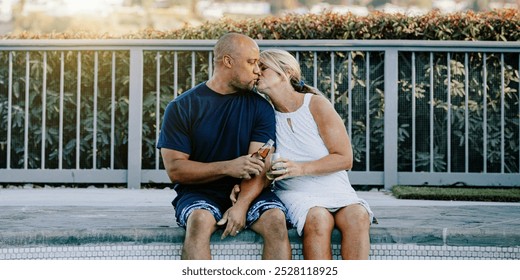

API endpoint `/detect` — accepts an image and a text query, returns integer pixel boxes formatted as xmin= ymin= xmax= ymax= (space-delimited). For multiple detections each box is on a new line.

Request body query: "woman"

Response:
xmin=257 ymin=49 xmax=374 ymax=260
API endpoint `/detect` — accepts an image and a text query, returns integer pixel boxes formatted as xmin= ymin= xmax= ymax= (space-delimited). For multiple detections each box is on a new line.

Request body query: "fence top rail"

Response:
xmin=0 ymin=39 xmax=519 ymax=52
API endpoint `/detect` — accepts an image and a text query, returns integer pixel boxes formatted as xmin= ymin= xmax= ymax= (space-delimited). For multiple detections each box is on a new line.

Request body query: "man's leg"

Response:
xmin=250 ymin=208 xmax=291 ymax=260
xmin=182 ymin=209 xmax=218 ymax=260
xmin=302 ymin=207 xmax=335 ymax=260
xmin=334 ymin=204 xmax=370 ymax=260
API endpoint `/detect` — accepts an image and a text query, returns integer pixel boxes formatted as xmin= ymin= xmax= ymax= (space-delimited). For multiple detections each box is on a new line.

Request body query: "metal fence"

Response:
xmin=0 ymin=39 xmax=519 ymax=189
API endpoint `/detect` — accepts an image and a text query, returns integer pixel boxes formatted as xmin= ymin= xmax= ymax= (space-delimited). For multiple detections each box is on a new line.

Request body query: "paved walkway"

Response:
xmin=1 ymin=187 xmax=519 ymax=248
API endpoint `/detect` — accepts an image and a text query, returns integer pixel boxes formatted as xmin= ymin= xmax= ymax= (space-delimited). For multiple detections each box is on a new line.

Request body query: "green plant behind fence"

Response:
xmin=399 ymin=52 xmax=519 ymax=173
xmin=0 ymin=51 xmax=130 ymax=169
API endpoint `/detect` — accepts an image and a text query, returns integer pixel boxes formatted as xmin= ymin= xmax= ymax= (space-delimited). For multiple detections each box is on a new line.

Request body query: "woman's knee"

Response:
xmin=304 ymin=207 xmax=335 ymax=235
xmin=335 ymin=205 xmax=370 ymax=229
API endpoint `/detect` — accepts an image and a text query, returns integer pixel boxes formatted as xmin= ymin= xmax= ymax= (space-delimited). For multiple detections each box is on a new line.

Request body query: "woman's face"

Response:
xmin=257 ymin=63 xmax=284 ymax=94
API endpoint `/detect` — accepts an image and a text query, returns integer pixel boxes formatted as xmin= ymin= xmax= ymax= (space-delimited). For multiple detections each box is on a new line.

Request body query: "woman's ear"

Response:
xmin=286 ymin=70 xmax=299 ymax=82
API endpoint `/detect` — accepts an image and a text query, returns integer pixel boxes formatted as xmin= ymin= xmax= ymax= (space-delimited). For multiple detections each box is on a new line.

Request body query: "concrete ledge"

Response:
xmin=2 ymin=189 xmax=519 ymax=259
xmin=1 ymin=227 xmax=519 ymax=248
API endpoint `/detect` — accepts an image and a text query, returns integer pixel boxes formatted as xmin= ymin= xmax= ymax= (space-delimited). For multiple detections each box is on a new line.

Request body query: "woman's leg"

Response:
xmin=302 ymin=207 xmax=335 ymax=260
xmin=334 ymin=204 xmax=370 ymax=260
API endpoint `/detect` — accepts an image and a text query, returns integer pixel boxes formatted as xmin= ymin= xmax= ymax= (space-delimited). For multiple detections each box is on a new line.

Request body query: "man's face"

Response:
xmin=228 ymin=42 xmax=261 ymax=91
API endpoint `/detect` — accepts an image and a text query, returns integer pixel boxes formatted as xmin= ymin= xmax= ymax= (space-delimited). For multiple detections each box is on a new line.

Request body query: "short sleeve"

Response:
xmin=251 ymin=98 xmax=276 ymax=146
xmin=156 ymin=100 xmax=191 ymax=155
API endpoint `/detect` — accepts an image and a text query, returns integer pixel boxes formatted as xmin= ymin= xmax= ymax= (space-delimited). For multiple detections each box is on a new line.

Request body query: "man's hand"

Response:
xmin=216 ymin=203 xmax=248 ymax=239
xmin=227 ymin=155 xmax=265 ymax=180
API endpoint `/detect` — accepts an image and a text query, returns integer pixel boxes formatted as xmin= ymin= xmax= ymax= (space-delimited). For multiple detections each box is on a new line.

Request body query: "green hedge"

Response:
xmin=2 ymin=10 xmax=519 ymax=41
xmin=158 ymin=9 xmax=520 ymax=41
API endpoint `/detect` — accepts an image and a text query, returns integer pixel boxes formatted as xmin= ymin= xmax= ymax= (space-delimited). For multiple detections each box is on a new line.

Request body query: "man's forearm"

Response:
xmin=166 ymin=159 xmax=229 ymax=184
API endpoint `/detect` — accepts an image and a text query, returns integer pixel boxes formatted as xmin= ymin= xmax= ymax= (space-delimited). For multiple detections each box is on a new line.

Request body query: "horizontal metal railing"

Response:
xmin=0 ymin=40 xmax=519 ymax=189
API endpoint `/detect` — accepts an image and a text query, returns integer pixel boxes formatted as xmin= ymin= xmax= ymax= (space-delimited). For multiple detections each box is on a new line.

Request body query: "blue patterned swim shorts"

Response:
xmin=172 ymin=187 xmax=288 ymax=228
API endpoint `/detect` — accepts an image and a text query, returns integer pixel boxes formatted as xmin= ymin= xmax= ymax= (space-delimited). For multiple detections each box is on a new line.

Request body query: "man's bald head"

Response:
xmin=214 ymin=33 xmax=258 ymax=64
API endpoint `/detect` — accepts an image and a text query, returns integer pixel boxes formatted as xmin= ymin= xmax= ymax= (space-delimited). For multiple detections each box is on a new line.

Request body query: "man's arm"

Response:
xmin=161 ymin=147 xmax=265 ymax=184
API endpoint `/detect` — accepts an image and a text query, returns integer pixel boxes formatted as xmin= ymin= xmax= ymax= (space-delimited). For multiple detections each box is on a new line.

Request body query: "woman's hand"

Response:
xmin=229 ymin=184 xmax=241 ymax=205
xmin=270 ymin=157 xmax=303 ymax=181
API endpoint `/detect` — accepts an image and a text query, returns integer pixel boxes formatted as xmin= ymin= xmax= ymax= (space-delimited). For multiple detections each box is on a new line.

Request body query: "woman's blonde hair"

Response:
xmin=259 ymin=49 xmax=321 ymax=95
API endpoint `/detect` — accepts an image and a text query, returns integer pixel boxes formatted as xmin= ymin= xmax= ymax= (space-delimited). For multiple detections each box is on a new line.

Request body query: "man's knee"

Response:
xmin=186 ymin=209 xmax=217 ymax=235
xmin=254 ymin=208 xmax=288 ymax=237
xmin=262 ymin=208 xmax=287 ymax=227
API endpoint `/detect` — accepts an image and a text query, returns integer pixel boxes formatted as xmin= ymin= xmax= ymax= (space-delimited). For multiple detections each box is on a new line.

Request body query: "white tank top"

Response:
xmin=275 ymin=94 xmax=330 ymax=162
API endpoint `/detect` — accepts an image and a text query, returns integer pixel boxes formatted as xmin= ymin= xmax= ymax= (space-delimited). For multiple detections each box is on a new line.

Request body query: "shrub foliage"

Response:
xmin=2 ymin=10 xmax=519 ymax=41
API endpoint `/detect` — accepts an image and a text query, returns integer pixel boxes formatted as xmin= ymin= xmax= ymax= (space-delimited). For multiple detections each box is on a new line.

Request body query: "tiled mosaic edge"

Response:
xmin=1 ymin=243 xmax=518 ymax=260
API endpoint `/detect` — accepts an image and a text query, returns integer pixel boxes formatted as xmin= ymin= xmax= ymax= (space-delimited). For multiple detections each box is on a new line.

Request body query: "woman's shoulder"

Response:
xmin=308 ymin=93 xmax=335 ymax=114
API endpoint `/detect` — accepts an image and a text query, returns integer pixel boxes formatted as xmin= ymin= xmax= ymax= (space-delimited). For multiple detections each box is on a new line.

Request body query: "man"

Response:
xmin=157 ymin=33 xmax=291 ymax=260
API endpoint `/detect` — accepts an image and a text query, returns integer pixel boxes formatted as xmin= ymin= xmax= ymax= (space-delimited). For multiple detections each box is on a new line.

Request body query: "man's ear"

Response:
xmin=223 ymin=54 xmax=234 ymax=68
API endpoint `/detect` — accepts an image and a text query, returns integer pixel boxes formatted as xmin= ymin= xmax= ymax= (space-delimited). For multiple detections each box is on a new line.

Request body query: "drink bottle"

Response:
xmin=251 ymin=139 xmax=274 ymax=162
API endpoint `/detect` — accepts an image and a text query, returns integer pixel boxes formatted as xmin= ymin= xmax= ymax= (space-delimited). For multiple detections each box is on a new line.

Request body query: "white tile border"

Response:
xmin=1 ymin=243 xmax=518 ymax=260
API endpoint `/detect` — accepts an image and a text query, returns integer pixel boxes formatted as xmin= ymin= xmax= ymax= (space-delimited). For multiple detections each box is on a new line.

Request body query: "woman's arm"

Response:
xmin=306 ymin=94 xmax=353 ymax=172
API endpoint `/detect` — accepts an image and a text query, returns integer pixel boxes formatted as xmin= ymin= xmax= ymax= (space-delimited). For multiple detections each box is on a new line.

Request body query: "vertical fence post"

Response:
xmin=127 ymin=48 xmax=144 ymax=189
xmin=384 ymin=49 xmax=399 ymax=190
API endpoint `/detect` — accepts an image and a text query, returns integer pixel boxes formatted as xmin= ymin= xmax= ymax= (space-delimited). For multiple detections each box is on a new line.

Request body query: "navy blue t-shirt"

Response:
xmin=157 ymin=82 xmax=276 ymax=191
